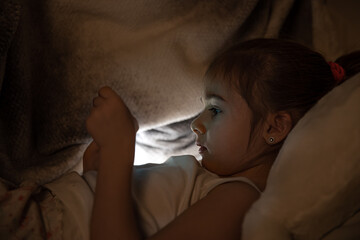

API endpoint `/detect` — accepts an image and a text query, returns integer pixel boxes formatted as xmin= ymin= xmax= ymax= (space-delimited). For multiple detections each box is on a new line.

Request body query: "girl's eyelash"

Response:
xmin=208 ymin=107 xmax=221 ymax=116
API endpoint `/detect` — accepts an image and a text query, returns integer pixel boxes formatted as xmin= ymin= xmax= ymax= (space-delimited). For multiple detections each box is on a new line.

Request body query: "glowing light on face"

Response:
xmin=191 ymin=79 xmax=256 ymax=176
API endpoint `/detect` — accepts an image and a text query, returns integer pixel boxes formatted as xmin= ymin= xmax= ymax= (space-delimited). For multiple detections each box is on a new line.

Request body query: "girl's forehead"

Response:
xmin=203 ymin=78 xmax=246 ymax=107
xmin=204 ymin=77 xmax=233 ymax=97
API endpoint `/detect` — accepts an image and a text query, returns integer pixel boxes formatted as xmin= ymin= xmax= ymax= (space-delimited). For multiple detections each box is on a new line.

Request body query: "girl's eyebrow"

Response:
xmin=205 ymin=93 xmax=226 ymax=102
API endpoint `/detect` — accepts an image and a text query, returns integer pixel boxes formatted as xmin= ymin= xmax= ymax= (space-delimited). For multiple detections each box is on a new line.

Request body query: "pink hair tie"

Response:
xmin=328 ymin=61 xmax=346 ymax=84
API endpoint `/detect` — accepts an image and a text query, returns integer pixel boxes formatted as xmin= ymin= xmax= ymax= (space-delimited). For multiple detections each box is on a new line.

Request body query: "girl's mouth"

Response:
xmin=196 ymin=143 xmax=208 ymax=154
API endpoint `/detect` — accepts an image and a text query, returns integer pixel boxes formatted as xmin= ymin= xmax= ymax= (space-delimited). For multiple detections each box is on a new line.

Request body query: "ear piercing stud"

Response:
xmin=269 ymin=137 xmax=275 ymax=143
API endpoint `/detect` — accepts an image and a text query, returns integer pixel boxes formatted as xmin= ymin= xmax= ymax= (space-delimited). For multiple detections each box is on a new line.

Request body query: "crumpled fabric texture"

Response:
xmin=2 ymin=0 xmax=293 ymax=184
xmin=0 ymin=179 xmax=63 ymax=239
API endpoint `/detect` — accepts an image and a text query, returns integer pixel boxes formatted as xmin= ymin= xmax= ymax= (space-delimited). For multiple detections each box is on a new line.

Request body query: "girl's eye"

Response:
xmin=208 ymin=107 xmax=221 ymax=116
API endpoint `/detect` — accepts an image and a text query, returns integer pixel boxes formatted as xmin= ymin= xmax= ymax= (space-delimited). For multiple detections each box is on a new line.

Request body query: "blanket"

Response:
xmin=0 ymin=0 xmax=304 ymax=185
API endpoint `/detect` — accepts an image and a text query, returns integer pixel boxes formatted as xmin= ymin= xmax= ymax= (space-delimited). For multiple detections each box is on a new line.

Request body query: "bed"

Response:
xmin=0 ymin=0 xmax=359 ymax=239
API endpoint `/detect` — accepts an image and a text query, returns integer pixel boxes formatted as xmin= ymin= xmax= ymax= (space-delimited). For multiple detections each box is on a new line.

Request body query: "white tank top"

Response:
xmin=131 ymin=155 xmax=261 ymax=236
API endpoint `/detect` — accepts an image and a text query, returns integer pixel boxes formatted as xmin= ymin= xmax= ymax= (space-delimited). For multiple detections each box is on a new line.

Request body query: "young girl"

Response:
xmin=83 ymin=38 xmax=359 ymax=239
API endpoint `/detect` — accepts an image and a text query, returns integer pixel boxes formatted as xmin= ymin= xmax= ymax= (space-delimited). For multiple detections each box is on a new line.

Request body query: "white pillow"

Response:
xmin=242 ymin=73 xmax=360 ymax=240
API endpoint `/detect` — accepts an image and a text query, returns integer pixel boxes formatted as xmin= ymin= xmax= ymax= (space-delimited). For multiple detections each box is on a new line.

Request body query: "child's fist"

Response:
xmin=86 ymin=86 xmax=138 ymax=147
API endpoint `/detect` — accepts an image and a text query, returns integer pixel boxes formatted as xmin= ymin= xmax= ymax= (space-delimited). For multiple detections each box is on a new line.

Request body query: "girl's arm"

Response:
xmin=90 ymin=138 xmax=142 ymax=240
xmin=94 ymin=149 xmax=259 ymax=240
xmin=86 ymin=86 xmax=260 ymax=240
xmin=86 ymin=86 xmax=141 ymax=240
xmin=152 ymin=181 xmax=260 ymax=240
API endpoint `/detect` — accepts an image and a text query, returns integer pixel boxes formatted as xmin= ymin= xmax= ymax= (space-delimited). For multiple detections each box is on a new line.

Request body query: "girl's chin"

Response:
xmin=200 ymin=157 xmax=212 ymax=170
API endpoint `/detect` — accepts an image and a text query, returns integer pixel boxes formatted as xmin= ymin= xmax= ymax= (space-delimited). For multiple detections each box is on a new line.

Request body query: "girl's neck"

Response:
xmin=232 ymin=151 xmax=277 ymax=192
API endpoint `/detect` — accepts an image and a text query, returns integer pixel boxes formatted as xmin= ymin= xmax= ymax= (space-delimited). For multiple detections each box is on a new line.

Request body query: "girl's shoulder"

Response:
xmin=150 ymin=180 xmax=261 ymax=240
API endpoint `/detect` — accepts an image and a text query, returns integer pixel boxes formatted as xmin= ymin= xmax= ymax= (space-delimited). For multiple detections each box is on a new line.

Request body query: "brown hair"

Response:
xmin=206 ymin=38 xmax=360 ymax=129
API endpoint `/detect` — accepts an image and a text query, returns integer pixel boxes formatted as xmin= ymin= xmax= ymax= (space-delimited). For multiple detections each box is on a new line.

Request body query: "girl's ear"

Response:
xmin=262 ymin=111 xmax=293 ymax=145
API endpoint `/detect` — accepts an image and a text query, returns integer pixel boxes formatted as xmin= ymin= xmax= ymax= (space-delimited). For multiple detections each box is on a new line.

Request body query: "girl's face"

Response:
xmin=191 ymin=79 xmax=262 ymax=176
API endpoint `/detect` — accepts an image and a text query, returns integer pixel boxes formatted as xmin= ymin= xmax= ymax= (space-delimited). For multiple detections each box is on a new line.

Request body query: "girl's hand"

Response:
xmin=86 ymin=86 xmax=139 ymax=148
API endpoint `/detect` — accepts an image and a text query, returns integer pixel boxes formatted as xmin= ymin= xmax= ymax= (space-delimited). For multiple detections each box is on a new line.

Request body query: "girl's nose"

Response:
xmin=191 ymin=115 xmax=206 ymax=135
